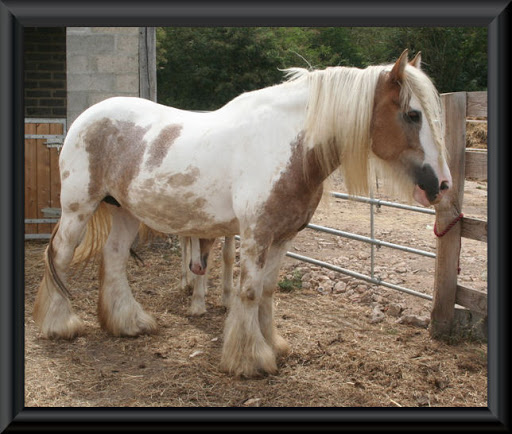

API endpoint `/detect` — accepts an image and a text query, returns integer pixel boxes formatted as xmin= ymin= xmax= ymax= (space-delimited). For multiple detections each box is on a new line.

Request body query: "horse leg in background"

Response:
xmin=221 ymin=236 xmax=235 ymax=308
xmin=220 ymin=234 xmax=276 ymax=377
xmin=189 ymin=273 xmax=208 ymax=316
xmin=180 ymin=236 xmax=193 ymax=290
xmin=33 ymin=206 xmax=97 ymax=339
xmin=189 ymin=238 xmax=216 ymax=316
xmin=98 ymin=206 xmax=157 ymax=336
xmin=259 ymin=242 xmax=291 ymax=357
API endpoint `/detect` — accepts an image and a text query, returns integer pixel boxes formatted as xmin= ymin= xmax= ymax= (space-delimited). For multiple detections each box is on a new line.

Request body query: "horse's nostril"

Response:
xmin=440 ymin=181 xmax=449 ymax=191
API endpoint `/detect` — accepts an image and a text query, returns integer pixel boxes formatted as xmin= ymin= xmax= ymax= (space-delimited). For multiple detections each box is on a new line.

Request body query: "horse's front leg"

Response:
xmin=220 ymin=237 xmax=276 ymax=378
xmin=259 ymin=242 xmax=291 ymax=358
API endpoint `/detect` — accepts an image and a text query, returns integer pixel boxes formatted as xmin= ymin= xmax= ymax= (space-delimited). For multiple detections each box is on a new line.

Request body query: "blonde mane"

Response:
xmin=284 ymin=63 xmax=445 ymax=199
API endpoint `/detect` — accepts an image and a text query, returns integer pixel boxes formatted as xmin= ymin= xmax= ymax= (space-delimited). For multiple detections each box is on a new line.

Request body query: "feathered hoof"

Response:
xmin=273 ymin=334 xmax=291 ymax=357
xmin=220 ymin=339 xmax=278 ymax=378
xmin=189 ymin=302 xmax=206 ymax=316
xmin=101 ymin=307 xmax=157 ymax=337
xmin=38 ymin=314 xmax=84 ymax=340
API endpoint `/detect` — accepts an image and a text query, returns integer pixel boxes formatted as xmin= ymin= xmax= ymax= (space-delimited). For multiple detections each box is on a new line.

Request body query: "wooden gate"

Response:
xmin=24 ymin=119 xmax=66 ymax=239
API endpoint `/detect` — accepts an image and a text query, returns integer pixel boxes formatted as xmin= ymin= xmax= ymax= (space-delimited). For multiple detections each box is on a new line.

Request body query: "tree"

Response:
xmin=157 ymin=27 xmax=282 ymax=110
xmin=354 ymin=27 xmax=487 ymax=92
xmin=156 ymin=27 xmax=487 ymax=109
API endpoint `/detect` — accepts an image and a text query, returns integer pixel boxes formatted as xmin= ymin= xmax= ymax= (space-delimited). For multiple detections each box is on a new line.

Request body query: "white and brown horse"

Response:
xmin=180 ymin=236 xmax=235 ymax=315
xmin=33 ymin=50 xmax=451 ymax=377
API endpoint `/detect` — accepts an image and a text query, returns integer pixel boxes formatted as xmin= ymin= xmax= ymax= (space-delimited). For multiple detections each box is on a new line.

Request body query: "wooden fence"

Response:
xmin=24 ymin=119 xmax=65 ymax=238
xmin=431 ymin=91 xmax=487 ymax=340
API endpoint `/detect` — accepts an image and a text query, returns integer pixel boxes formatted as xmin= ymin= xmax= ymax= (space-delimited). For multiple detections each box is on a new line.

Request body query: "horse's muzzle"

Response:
xmin=413 ymin=164 xmax=451 ymax=206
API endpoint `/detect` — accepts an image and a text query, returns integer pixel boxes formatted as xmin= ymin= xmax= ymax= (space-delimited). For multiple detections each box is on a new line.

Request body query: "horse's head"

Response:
xmin=370 ymin=50 xmax=452 ymax=207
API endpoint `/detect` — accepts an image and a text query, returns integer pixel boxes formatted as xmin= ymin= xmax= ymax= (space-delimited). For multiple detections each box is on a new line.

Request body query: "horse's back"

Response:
xmin=67 ymin=97 xmax=185 ymax=134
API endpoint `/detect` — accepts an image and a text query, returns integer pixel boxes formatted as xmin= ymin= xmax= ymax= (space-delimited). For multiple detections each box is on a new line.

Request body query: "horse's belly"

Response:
xmin=125 ymin=184 xmax=238 ymax=237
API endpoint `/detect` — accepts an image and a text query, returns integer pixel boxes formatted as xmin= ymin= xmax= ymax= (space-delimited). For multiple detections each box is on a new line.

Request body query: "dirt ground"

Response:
xmin=24 ymin=132 xmax=488 ymax=408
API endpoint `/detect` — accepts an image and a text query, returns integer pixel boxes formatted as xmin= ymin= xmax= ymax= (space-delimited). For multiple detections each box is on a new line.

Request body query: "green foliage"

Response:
xmin=157 ymin=27 xmax=282 ymax=110
xmin=156 ymin=27 xmax=487 ymax=109
xmin=278 ymin=270 xmax=303 ymax=292
xmin=368 ymin=27 xmax=488 ymax=92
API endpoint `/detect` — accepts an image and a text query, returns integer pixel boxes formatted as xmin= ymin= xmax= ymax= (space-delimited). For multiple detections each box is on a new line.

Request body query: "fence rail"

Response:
xmin=307 ymin=222 xmax=436 ymax=258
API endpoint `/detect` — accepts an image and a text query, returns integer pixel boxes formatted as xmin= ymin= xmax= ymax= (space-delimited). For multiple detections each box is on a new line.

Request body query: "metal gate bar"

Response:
xmin=331 ymin=192 xmax=436 ymax=215
xmin=285 ymin=251 xmax=433 ymax=301
xmin=306 ymin=223 xmax=436 ymax=258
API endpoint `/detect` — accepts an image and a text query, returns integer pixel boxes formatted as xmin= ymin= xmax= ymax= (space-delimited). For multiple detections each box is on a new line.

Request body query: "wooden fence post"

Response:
xmin=430 ymin=92 xmax=467 ymax=340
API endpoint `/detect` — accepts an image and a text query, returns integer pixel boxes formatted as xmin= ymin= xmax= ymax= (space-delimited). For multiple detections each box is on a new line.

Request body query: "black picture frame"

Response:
xmin=1 ymin=0 xmax=509 ymax=431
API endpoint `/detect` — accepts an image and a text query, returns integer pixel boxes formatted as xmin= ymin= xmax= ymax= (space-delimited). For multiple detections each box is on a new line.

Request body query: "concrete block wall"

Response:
xmin=66 ymin=27 xmax=141 ymax=126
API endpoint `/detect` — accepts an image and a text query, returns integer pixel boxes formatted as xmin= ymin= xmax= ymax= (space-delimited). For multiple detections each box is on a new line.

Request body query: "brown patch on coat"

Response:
xmin=145 ymin=124 xmax=182 ymax=171
xmin=241 ymin=287 xmax=256 ymax=301
xmin=371 ymin=71 xmax=424 ymax=162
xmin=83 ymin=118 xmax=150 ymax=201
xmin=238 ymin=259 xmax=257 ymax=302
xmin=204 ymin=218 xmax=239 ymax=237
xmin=253 ymin=133 xmax=324 ymax=254
xmin=128 ymin=189 xmax=209 ymax=233
xmin=127 ymin=170 xmax=239 ymax=236
xmin=246 ymin=242 xmax=270 ymax=269
xmin=167 ymin=167 xmax=200 ymax=187
xmin=69 ymin=202 xmax=80 ymax=212
xmin=61 ymin=170 xmax=70 ymax=180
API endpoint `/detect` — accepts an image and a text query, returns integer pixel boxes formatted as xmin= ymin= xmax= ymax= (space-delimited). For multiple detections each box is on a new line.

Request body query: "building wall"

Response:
xmin=66 ymin=27 xmax=141 ymax=126
xmin=24 ymin=28 xmax=67 ymax=118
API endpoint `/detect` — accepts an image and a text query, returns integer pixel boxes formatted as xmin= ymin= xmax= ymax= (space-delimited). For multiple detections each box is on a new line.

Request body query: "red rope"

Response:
xmin=433 ymin=212 xmax=464 ymax=274
xmin=433 ymin=212 xmax=464 ymax=238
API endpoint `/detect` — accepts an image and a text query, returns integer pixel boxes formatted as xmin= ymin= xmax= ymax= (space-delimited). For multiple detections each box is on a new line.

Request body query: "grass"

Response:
xmin=278 ymin=270 xmax=303 ymax=292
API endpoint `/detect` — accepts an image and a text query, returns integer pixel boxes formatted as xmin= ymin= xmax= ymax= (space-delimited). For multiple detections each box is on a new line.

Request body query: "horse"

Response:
xmin=33 ymin=50 xmax=452 ymax=378
xmin=180 ymin=236 xmax=235 ymax=315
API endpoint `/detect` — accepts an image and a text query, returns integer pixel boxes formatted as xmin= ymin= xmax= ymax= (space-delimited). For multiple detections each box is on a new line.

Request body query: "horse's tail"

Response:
xmin=43 ymin=221 xmax=72 ymax=299
xmin=71 ymin=201 xmax=112 ymax=267
xmin=71 ymin=202 xmax=168 ymax=267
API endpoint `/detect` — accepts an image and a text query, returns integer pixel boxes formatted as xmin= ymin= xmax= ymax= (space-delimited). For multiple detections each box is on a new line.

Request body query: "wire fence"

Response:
xmin=283 ymin=190 xmax=437 ymax=301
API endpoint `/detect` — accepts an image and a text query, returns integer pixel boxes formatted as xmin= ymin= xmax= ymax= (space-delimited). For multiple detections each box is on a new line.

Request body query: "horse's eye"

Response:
xmin=405 ymin=110 xmax=422 ymax=124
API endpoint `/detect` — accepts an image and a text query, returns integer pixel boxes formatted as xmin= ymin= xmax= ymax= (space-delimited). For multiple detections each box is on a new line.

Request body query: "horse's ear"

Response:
xmin=390 ymin=49 xmax=409 ymax=83
xmin=409 ymin=51 xmax=422 ymax=69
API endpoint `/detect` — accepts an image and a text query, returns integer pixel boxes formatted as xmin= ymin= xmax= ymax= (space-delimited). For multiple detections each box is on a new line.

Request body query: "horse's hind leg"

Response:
xmin=33 ymin=211 xmax=92 ymax=339
xmin=98 ymin=206 xmax=157 ymax=336
xmin=221 ymin=236 xmax=235 ymax=308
